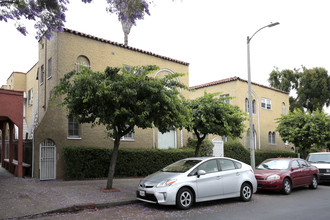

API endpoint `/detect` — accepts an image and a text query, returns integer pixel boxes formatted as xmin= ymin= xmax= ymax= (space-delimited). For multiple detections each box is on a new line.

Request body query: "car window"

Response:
xmin=219 ymin=159 xmax=236 ymax=171
xmin=291 ymin=160 xmax=300 ymax=169
xmin=298 ymin=160 xmax=309 ymax=168
xmin=161 ymin=159 xmax=201 ymax=173
xmin=307 ymin=154 xmax=330 ymax=163
xmin=198 ymin=159 xmax=219 ymax=174
xmin=257 ymin=159 xmax=290 ymax=170
xmin=234 ymin=161 xmax=242 ymax=169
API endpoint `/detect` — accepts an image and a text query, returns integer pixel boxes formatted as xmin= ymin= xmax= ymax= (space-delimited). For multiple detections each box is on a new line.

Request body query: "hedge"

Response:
xmin=224 ymin=140 xmax=298 ymax=165
xmin=64 ymin=146 xmax=194 ymax=179
xmin=64 ymin=142 xmax=298 ymax=179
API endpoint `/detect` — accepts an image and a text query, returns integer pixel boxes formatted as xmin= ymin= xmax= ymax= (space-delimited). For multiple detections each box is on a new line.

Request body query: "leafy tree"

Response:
xmin=268 ymin=67 xmax=330 ymax=112
xmin=52 ymin=65 xmax=189 ymax=189
xmin=276 ymin=109 xmax=330 ymax=158
xmin=185 ymin=92 xmax=247 ymax=157
xmin=0 ymin=0 xmax=150 ymax=39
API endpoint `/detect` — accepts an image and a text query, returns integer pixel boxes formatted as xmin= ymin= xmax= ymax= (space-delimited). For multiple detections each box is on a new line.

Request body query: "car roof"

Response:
xmin=265 ymin=158 xmax=301 ymax=161
xmin=309 ymin=152 xmax=330 ymax=155
xmin=183 ymin=157 xmax=239 ymax=161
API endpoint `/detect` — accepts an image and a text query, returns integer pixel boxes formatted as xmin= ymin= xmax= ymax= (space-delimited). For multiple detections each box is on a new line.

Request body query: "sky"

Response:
xmin=0 ymin=0 xmax=329 ymax=111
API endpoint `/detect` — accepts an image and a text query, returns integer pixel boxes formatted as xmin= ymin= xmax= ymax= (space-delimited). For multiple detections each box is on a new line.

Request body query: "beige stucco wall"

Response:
xmin=6 ymin=72 xmax=26 ymax=91
xmin=190 ymin=79 xmax=291 ymax=151
xmin=25 ymin=64 xmax=39 ymax=129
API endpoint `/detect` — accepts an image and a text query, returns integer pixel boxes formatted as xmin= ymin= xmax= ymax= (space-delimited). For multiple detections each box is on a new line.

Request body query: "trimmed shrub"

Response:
xmin=186 ymin=138 xmax=214 ymax=156
xmin=64 ymin=143 xmax=298 ymax=179
xmin=223 ymin=140 xmax=298 ymax=166
xmin=64 ymin=146 xmax=194 ymax=179
xmin=224 ymin=140 xmax=250 ymax=164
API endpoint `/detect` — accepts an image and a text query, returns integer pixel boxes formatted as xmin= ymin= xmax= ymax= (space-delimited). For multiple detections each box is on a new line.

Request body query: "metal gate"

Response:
xmin=40 ymin=139 xmax=56 ymax=180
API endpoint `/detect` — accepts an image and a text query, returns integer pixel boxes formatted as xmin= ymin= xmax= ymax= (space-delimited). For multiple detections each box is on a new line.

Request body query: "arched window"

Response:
xmin=282 ymin=102 xmax=286 ymax=115
xmin=245 ymin=98 xmax=256 ymax=114
xmin=272 ymin=132 xmax=276 ymax=144
xmin=76 ymin=55 xmax=91 ymax=72
xmin=268 ymin=131 xmax=276 ymax=144
xmin=268 ymin=131 xmax=272 ymax=144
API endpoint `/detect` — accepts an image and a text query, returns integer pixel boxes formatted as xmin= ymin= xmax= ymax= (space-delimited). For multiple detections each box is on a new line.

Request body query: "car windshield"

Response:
xmin=256 ymin=159 xmax=290 ymax=170
xmin=307 ymin=154 xmax=330 ymax=163
xmin=161 ymin=159 xmax=202 ymax=173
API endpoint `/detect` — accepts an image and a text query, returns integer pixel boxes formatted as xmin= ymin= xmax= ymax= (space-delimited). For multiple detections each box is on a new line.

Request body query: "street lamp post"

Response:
xmin=247 ymin=22 xmax=279 ymax=169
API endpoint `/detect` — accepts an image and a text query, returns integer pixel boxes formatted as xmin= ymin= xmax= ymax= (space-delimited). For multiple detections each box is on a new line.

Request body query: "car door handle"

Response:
xmin=236 ymin=172 xmax=240 ymax=176
xmin=216 ymin=176 xmax=222 ymax=180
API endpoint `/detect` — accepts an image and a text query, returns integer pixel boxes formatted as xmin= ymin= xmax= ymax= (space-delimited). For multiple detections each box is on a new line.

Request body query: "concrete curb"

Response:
xmin=9 ymin=200 xmax=140 ymax=220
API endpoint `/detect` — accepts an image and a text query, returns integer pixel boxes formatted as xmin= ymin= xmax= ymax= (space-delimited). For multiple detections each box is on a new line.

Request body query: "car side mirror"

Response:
xmin=197 ymin=170 xmax=206 ymax=177
xmin=291 ymin=167 xmax=299 ymax=171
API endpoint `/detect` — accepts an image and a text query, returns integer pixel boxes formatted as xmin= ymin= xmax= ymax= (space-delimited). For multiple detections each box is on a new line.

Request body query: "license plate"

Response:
xmin=139 ymin=190 xmax=145 ymax=197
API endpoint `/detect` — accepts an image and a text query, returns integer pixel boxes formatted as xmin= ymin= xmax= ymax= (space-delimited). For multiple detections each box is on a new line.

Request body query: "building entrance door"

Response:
xmin=40 ymin=139 xmax=56 ymax=180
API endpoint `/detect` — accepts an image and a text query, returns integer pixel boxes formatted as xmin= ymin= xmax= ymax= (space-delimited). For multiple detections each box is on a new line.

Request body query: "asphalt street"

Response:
xmin=38 ymin=184 xmax=330 ymax=220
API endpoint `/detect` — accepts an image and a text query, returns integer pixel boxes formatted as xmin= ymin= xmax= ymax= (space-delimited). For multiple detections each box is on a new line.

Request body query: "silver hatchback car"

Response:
xmin=137 ymin=157 xmax=257 ymax=209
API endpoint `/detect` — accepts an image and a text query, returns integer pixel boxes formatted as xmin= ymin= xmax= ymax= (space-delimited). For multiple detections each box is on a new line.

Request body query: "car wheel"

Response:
xmin=282 ymin=178 xmax=292 ymax=195
xmin=309 ymin=175 xmax=318 ymax=189
xmin=240 ymin=183 xmax=252 ymax=202
xmin=176 ymin=187 xmax=194 ymax=210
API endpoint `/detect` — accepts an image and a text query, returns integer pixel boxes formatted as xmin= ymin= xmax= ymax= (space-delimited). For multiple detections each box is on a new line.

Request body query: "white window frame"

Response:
xmin=261 ymin=98 xmax=272 ymax=110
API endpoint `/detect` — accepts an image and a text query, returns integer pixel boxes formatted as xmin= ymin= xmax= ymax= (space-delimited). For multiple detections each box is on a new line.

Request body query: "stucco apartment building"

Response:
xmin=1 ymin=28 xmax=291 ymax=180
xmin=31 ymin=28 xmax=190 ymax=179
xmin=190 ymin=77 xmax=291 ymax=152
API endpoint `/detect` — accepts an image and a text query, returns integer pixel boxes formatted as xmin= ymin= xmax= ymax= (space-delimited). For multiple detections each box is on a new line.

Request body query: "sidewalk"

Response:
xmin=0 ymin=167 xmax=141 ymax=219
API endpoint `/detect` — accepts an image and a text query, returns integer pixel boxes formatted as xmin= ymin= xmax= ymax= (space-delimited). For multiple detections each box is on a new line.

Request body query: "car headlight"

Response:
xmin=267 ymin=175 xmax=280 ymax=180
xmin=156 ymin=179 xmax=177 ymax=188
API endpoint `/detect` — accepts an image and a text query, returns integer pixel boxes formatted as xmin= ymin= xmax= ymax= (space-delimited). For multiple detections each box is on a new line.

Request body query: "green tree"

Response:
xmin=276 ymin=109 xmax=330 ymax=158
xmin=185 ymin=92 xmax=247 ymax=157
xmin=268 ymin=67 xmax=330 ymax=112
xmin=52 ymin=65 xmax=189 ymax=189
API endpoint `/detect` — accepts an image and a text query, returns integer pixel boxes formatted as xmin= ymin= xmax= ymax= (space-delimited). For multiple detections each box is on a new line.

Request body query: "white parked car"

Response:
xmin=137 ymin=157 xmax=257 ymax=209
xmin=306 ymin=152 xmax=330 ymax=182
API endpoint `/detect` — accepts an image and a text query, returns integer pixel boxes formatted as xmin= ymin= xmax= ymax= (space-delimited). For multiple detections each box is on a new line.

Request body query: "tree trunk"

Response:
xmin=106 ymin=137 xmax=120 ymax=189
xmin=194 ymin=139 xmax=203 ymax=157
xmin=124 ymin=32 xmax=128 ymax=46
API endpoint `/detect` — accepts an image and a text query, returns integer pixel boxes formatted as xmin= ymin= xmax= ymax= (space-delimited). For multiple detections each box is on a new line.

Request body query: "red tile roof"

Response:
xmin=63 ymin=28 xmax=189 ymax=66
xmin=190 ymin=76 xmax=289 ymax=94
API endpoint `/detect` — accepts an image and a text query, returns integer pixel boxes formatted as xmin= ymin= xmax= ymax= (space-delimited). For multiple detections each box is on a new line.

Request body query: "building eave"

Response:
xmin=63 ymin=28 xmax=189 ymax=66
